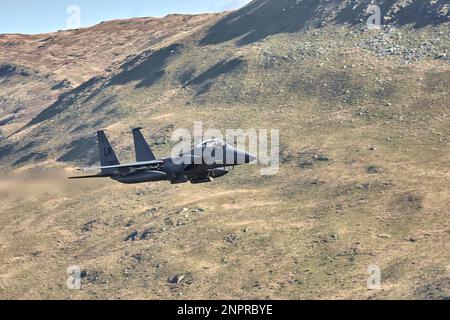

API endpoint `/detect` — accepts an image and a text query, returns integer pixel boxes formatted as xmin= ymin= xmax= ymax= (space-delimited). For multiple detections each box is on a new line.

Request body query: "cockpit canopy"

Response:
xmin=196 ymin=139 xmax=230 ymax=149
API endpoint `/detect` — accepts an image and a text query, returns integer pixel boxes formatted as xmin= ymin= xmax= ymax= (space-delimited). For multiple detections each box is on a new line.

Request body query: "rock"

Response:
xmin=367 ymin=166 xmax=384 ymax=174
xmin=298 ymin=148 xmax=330 ymax=169
xmin=51 ymin=79 xmax=71 ymax=90
xmin=131 ymin=253 xmax=144 ymax=262
xmin=314 ymin=155 xmax=329 ymax=162
xmin=123 ymin=269 xmax=132 ymax=277
xmin=124 ymin=231 xmax=139 ymax=242
xmin=140 ymin=228 xmax=153 ymax=240
xmin=82 ymin=220 xmax=97 ymax=232
xmin=144 ymin=207 xmax=160 ymax=216
xmin=168 ymin=274 xmax=185 ymax=285
xmin=30 ymin=251 xmax=41 ymax=257
xmin=224 ymin=234 xmax=239 ymax=244
xmin=124 ymin=228 xmax=154 ymax=241
xmin=191 ymin=207 xmax=205 ymax=214
xmin=135 ymin=190 xmax=146 ymax=196
xmin=164 ymin=217 xmax=174 ymax=226
xmin=176 ymin=220 xmax=186 ymax=227
xmin=401 ymin=192 xmax=423 ymax=210
xmin=81 ymin=270 xmax=104 ymax=284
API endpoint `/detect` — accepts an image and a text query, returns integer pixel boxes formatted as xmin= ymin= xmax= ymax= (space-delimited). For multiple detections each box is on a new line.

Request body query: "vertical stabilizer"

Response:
xmin=132 ymin=127 xmax=156 ymax=162
xmin=97 ymin=131 xmax=120 ymax=174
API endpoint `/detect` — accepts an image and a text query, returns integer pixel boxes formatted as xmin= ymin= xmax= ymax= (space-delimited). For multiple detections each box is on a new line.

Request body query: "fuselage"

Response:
xmin=112 ymin=140 xmax=256 ymax=184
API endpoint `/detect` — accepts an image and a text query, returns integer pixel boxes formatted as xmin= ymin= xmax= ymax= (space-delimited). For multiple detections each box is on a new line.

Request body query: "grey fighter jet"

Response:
xmin=69 ymin=128 xmax=257 ymax=184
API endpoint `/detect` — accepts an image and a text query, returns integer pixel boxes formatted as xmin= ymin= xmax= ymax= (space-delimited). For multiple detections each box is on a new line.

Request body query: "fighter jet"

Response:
xmin=69 ymin=128 xmax=257 ymax=184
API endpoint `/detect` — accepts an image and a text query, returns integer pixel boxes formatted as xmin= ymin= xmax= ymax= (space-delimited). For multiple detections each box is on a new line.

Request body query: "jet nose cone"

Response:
xmin=245 ymin=153 xmax=257 ymax=164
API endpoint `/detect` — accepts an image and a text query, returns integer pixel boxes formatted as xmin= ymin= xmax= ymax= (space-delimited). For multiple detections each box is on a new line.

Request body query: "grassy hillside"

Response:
xmin=0 ymin=0 xmax=449 ymax=299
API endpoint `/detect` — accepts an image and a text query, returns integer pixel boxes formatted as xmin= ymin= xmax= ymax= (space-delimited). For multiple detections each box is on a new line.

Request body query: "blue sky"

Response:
xmin=0 ymin=0 xmax=252 ymax=34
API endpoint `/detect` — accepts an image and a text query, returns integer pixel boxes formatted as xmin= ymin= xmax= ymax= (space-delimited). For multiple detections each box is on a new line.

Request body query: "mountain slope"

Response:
xmin=0 ymin=0 xmax=449 ymax=300
xmin=0 ymin=13 xmax=223 ymax=136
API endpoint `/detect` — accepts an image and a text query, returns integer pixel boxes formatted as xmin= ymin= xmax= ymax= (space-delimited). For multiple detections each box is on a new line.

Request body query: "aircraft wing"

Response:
xmin=69 ymin=174 xmax=111 ymax=179
xmin=78 ymin=160 xmax=164 ymax=172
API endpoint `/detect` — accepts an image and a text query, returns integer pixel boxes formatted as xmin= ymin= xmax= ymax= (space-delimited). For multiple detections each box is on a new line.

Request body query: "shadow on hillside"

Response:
xmin=109 ymin=44 xmax=182 ymax=89
xmin=183 ymin=58 xmax=246 ymax=95
xmin=415 ymin=277 xmax=450 ymax=300
xmin=201 ymin=0 xmax=450 ymax=46
xmin=25 ymin=77 xmax=104 ymax=128
xmin=384 ymin=0 xmax=449 ymax=28
xmin=91 ymin=96 xmax=116 ymax=113
xmin=0 ymin=63 xmax=30 ymax=78
xmin=335 ymin=0 xmax=450 ymax=27
xmin=201 ymin=0 xmax=324 ymax=46
xmin=57 ymin=136 xmax=98 ymax=165
xmin=0 ymin=143 xmax=15 ymax=162
xmin=13 ymin=152 xmax=47 ymax=166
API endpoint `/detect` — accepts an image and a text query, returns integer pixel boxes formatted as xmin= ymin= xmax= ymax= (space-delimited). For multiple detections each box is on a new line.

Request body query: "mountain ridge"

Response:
xmin=201 ymin=0 xmax=450 ymax=46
